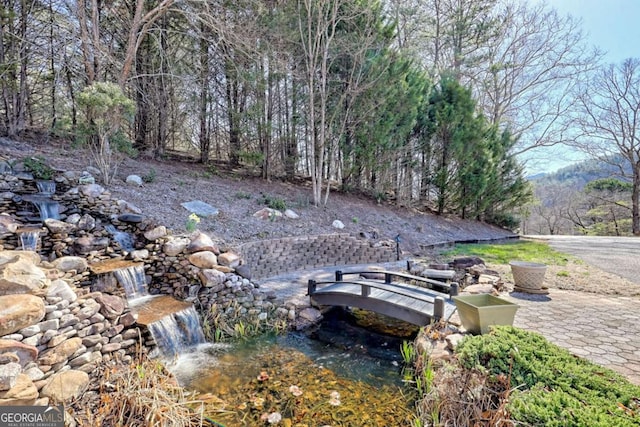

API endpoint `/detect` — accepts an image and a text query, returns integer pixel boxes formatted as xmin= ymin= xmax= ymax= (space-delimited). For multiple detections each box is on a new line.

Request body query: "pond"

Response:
xmin=170 ymin=308 xmax=419 ymax=426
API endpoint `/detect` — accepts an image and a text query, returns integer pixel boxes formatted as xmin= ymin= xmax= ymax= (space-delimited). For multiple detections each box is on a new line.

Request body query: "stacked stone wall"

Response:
xmin=238 ymin=233 xmax=397 ymax=279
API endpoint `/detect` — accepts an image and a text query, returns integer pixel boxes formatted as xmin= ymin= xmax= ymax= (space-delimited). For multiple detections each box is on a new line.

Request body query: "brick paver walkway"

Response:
xmin=506 ymin=289 xmax=640 ymax=385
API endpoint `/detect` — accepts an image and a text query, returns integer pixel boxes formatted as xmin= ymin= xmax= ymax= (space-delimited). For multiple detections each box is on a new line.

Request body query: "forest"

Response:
xmin=1 ymin=0 xmax=639 ymax=233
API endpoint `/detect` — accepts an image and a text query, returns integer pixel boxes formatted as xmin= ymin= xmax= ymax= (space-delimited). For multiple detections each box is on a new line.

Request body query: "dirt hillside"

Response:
xmin=0 ymin=138 xmax=515 ymax=255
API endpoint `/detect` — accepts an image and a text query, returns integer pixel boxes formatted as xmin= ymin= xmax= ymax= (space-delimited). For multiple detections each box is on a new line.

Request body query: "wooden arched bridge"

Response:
xmin=308 ymin=270 xmax=459 ymax=326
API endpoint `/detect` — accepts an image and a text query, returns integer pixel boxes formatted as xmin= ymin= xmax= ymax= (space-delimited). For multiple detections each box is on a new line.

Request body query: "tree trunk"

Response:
xmin=632 ymin=166 xmax=640 ymax=235
xmin=198 ymin=23 xmax=210 ymax=164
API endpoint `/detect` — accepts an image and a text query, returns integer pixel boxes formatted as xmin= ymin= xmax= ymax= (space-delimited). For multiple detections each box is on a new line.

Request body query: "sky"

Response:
xmin=523 ymin=0 xmax=640 ymax=175
xmin=547 ymin=0 xmax=640 ymax=64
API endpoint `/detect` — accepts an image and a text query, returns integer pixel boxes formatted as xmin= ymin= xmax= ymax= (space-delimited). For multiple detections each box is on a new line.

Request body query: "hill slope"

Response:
xmin=0 ymin=138 xmax=515 ymax=255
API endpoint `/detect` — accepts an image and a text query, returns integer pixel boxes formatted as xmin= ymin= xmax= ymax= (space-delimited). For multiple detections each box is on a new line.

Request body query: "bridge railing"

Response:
xmin=334 ymin=269 xmax=459 ymax=298
xmin=307 ymin=277 xmax=449 ymax=321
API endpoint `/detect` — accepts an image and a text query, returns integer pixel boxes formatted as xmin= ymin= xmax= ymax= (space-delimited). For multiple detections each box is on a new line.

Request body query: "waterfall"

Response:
xmin=113 ymin=264 xmax=147 ymax=299
xmin=18 ymin=230 xmax=39 ymax=251
xmin=22 ymin=195 xmax=60 ymax=221
xmin=36 ymin=180 xmax=56 ymax=195
xmin=32 ymin=197 xmax=60 ymax=221
xmin=105 ymin=225 xmax=135 ymax=251
xmin=147 ymin=306 xmax=206 ymax=360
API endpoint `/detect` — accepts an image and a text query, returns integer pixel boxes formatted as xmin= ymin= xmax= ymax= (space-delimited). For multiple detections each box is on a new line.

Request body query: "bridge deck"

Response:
xmin=309 ymin=279 xmax=457 ymax=326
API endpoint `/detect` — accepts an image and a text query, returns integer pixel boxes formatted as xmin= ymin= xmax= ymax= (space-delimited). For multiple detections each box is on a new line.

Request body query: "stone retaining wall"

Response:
xmin=238 ymin=234 xmax=397 ymax=279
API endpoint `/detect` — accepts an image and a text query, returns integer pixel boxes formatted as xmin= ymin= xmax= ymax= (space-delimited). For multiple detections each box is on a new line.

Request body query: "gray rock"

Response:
xmin=236 ymin=264 xmax=252 ymax=280
xmin=163 ymin=237 xmax=190 ymax=256
xmin=284 ymin=209 xmax=299 ymax=219
xmin=78 ymin=183 xmax=104 ymax=197
xmin=181 ymin=200 xmax=219 ymax=217
xmin=51 ymin=257 xmax=88 ymax=273
xmin=125 ymin=175 xmax=143 ymax=186
xmin=117 ymin=199 xmax=143 ymax=214
xmin=77 ymin=214 xmax=96 ymax=231
xmin=129 ymin=249 xmax=149 ymax=260
xmin=117 ymin=213 xmax=144 ymax=223
xmin=0 ymin=363 xmax=21 ymax=391
xmin=143 ymin=226 xmax=167 ymax=241
xmin=332 ymin=220 xmax=345 ymax=229
xmin=73 ymin=236 xmax=109 ymax=254
xmin=44 ymin=218 xmax=75 ymax=234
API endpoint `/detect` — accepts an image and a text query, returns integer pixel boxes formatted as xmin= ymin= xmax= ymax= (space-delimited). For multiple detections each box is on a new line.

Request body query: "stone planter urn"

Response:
xmin=509 ymin=261 xmax=548 ymax=293
xmin=453 ymin=294 xmax=519 ymax=335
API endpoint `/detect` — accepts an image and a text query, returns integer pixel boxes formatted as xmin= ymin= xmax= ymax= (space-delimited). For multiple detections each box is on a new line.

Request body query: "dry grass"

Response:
xmin=69 ymin=357 xmax=208 ymax=427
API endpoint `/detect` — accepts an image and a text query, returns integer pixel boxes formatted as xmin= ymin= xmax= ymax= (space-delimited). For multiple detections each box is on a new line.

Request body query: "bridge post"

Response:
xmin=335 ymin=270 xmax=343 ymax=282
xmin=434 ymin=296 xmax=445 ymax=320
xmin=449 ymin=283 xmax=459 ymax=297
xmin=307 ymin=279 xmax=316 ymax=296
xmin=361 ymin=284 xmax=371 ymax=297
xmin=384 ymin=272 xmax=392 ymax=284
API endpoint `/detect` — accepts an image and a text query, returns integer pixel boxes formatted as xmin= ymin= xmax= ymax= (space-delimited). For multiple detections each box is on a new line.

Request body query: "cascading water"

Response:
xmin=113 ymin=264 xmax=148 ymax=299
xmin=22 ymin=180 xmax=60 ymax=221
xmin=112 ymin=263 xmax=208 ymax=361
xmin=36 ymin=180 xmax=56 ymax=195
xmin=146 ymin=306 xmax=206 ymax=360
xmin=104 ymin=225 xmax=135 ymax=251
xmin=18 ymin=229 xmax=40 ymax=251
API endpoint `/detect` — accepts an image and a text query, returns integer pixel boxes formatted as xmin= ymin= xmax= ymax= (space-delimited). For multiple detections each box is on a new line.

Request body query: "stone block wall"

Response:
xmin=238 ymin=233 xmax=397 ymax=279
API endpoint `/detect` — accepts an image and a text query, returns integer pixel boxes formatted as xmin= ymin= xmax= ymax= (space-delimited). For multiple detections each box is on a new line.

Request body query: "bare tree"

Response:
xmin=297 ymin=0 xmax=339 ymax=206
xmin=574 ymin=58 xmax=640 ymax=235
xmin=476 ymin=1 xmax=601 ymax=156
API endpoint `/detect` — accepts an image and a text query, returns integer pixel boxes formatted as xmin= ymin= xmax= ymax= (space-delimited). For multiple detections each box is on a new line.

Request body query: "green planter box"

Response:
xmin=452 ymin=294 xmax=519 ymax=335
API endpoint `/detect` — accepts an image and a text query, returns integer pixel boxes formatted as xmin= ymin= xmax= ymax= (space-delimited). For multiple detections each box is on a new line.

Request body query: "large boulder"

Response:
xmin=188 ymin=251 xmax=218 ymax=269
xmin=41 ymin=370 xmax=89 ymax=402
xmin=187 ymin=232 xmax=219 ymax=254
xmin=0 ymin=294 xmax=46 ymax=336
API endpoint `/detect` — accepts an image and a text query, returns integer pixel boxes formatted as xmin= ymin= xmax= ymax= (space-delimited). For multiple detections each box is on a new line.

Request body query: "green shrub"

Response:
xmin=456 ymin=326 xmax=640 ymax=426
xmin=142 ymin=168 xmax=157 ymax=183
xmin=23 ymin=156 xmax=55 ymax=180
xmin=234 ymin=191 xmax=252 ymax=200
xmin=259 ymin=193 xmax=287 ymax=211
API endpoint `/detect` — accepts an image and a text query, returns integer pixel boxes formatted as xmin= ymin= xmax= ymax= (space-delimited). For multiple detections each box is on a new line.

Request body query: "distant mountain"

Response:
xmin=526 ymin=172 xmax=547 ymax=181
xmin=531 ymin=156 xmax=630 ymax=189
